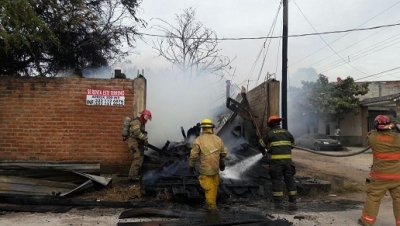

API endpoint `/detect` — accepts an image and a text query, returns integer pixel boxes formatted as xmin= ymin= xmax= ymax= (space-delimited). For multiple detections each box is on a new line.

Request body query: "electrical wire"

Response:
xmin=292 ymin=0 xmax=369 ymax=76
xmin=355 ymin=66 xmax=400 ymax=81
xmin=317 ymin=35 xmax=400 ymax=73
xmin=241 ymin=1 xmax=282 ymax=89
xmin=140 ymin=22 xmax=400 ymax=41
xmin=275 ymin=17 xmax=282 ymax=76
xmin=289 ymin=0 xmax=400 ymax=66
xmin=255 ymin=2 xmax=282 ymax=86
xmin=306 ymin=19 xmax=400 ymax=70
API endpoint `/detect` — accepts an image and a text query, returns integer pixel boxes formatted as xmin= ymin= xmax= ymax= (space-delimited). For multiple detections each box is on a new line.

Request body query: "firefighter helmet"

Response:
xmin=267 ymin=115 xmax=282 ymax=126
xmin=200 ymin=118 xmax=215 ymax=128
xmin=141 ymin=109 xmax=152 ymax=121
xmin=374 ymin=115 xmax=394 ymax=130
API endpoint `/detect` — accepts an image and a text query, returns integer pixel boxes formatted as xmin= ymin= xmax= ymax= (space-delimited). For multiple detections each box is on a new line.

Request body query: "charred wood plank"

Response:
xmin=119 ymin=207 xmax=194 ymax=219
xmin=118 ymin=209 xmax=290 ymax=226
xmin=117 ymin=220 xmax=183 ymax=226
xmin=220 ymin=184 xmax=237 ymax=199
xmin=0 ymin=195 xmax=155 ymax=208
xmin=147 ymin=144 xmax=172 ymax=157
xmin=117 ymin=220 xmax=275 ymax=226
xmin=0 ymin=203 xmax=72 ymax=213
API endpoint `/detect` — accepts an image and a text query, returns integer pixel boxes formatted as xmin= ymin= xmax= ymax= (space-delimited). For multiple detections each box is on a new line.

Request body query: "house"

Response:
xmin=314 ymin=81 xmax=400 ymax=147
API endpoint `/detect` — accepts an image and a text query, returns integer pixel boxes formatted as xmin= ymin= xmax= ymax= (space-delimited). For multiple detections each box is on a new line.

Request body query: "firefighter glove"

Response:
xmin=143 ymin=139 xmax=148 ymax=146
xmin=189 ymin=167 xmax=196 ymax=175
xmin=260 ymin=147 xmax=266 ymax=156
xmin=395 ymin=123 xmax=400 ymax=132
xmin=219 ymin=163 xmax=225 ymax=171
xmin=122 ymin=136 xmax=128 ymax=141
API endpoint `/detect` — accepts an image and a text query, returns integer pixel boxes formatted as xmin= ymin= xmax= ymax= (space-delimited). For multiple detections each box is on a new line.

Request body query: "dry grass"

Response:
xmin=79 ymin=184 xmax=141 ymax=202
xmin=75 ymin=175 xmax=177 ymax=202
xmin=298 ymin=171 xmax=365 ymax=200
xmin=76 ymin=176 xmax=142 ymax=202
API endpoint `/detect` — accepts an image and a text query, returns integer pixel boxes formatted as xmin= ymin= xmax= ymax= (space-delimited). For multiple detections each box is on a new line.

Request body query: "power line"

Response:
xmin=240 ymin=1 xmax=282 ymax=89
xmin=289 ymin=1 xmax=400 ymax=66
xmin=355 ymin=66 xmax=400 ymax=81
xmin=255 ymin=1 xmax=282 ymax=86
xmin=292 ymin=0 xmax=368 ymax=76
xmin=305 ymin=19 xmax=400 ymax=69
xmin=317 ymin=34 xmax=400 ymax=73
xmin=139 ymin=22 xmax=400 ymax=41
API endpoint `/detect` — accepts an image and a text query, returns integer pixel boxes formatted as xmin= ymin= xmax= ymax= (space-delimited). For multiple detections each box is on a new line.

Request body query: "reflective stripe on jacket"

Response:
xmin=259 ymin=125 xmax=295 ymax=159
xmin=368 ymin=130 xmax=400 ymax=180
xmin=189 ymin=131 xmax=228 ymax=175
xmin=129 ymin=117 xmax=146 ymax=141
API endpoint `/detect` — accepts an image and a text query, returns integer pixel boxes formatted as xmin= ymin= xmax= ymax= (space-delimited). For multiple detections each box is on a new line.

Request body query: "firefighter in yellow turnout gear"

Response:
xmin=189 ymin=118 xmax=228 ymax=211
xmin=358 ymin=115 xmax=400 ymax=226
xmin=128 ymin=109 xmax=152 ymax=181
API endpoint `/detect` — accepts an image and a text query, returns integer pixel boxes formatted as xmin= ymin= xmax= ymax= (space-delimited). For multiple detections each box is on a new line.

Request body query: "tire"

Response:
xmin=314 ymin=143 xmax=320 ymax=151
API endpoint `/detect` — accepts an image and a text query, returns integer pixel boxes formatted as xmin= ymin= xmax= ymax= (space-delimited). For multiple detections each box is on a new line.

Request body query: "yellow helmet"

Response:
xmin=200 ymin=118 xmax=215 ymax=128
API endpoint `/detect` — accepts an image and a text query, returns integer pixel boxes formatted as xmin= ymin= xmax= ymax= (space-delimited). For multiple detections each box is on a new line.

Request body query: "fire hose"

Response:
xmin=294 ymin=145 xmax=371 ymax=157
xmin=292 ymin=123 xmax=400 ymax=157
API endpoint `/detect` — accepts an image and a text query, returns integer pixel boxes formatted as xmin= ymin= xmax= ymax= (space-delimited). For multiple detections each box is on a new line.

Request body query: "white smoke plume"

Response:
xmin=140 ymin=70 xmax=228 ymax=146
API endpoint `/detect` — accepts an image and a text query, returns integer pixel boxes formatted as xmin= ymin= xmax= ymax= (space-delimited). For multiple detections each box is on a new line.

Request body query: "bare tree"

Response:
xmin=152 ymin=7 xmax=232 ymax=77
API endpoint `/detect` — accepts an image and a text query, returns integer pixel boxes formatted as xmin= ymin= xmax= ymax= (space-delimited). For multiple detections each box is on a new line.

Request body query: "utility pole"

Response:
xmin=282 ymin=0 xmax=288 ymax=130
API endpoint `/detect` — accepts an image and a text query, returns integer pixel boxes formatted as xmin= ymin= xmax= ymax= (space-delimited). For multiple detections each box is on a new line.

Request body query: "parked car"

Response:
xmin=295 ymin=133 xmax=343 ymax=151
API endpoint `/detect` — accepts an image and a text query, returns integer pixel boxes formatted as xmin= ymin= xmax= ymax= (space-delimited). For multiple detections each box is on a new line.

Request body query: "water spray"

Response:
xmin=221 ymin=153 xmax=263 ymax=180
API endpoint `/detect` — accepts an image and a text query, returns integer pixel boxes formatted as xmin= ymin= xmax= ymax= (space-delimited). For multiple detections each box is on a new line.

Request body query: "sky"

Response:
xmin=123 ymin=0 xmax=400 ymax=89
xmin=116 ymin=0 xmax=400 ymax=143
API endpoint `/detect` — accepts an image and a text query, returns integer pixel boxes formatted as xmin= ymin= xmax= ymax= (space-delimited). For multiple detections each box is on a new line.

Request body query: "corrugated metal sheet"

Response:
xmin=361 ymin=93 xmax=400 ymax=106
xmin=0 ymin=162 xmax=111 ymax=197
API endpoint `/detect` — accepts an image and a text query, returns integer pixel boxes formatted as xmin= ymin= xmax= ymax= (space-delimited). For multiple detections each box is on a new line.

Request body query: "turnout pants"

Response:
xmin=359 ymin=178 xmax=400 ymax=226
xmin=199 ymin=174 xmax=220 ymax=211
xmin=128 ymin=138 xmax=144 ymax=179
xmin=269 ymin=160 xmax=297 ymax=203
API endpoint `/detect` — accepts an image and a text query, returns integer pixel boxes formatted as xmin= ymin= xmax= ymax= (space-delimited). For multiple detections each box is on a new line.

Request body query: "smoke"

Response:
xmin=289 ymin=67 xmax=318 ymax=88
xmin=143 ymin=70 xmax=227 ymax=146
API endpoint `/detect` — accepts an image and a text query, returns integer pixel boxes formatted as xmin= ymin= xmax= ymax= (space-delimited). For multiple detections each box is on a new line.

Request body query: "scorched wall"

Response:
xmin=0 ymin=76 xmax=139 ymax=173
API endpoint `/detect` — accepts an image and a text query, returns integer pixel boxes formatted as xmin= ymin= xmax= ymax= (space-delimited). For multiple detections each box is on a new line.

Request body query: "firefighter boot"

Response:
xmin=357 ymin=218 xmax=371 ymax=226
xmin=288 ymin=202 xmax=298 ymax=211
xmin=273 ymin=202 xmax=284 ymax=210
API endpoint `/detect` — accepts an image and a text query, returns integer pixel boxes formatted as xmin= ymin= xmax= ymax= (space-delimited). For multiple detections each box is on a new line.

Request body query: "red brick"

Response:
xmin=0 ymin=77 xmax=135 ymax=169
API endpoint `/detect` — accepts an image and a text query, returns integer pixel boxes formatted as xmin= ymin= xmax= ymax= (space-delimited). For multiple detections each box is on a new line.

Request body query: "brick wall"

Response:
xmin=243 ymin=79 xmax=280 ymax=144
xmin=0 ymin=77 xmax=138 ymax=173
xmin=358 ymin=81 xmax=400 ymax=100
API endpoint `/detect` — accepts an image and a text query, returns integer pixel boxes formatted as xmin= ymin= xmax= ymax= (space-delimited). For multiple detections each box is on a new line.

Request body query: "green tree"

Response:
xmin=0 ymin=0 xmax=145 ymax=77
xmin=294 ymin=74 xmax=369 ymax=128
xmin=327 ymin=77 xmax=369 ymax=125
xmin=152 ymin=7 xmax=232 ymax=77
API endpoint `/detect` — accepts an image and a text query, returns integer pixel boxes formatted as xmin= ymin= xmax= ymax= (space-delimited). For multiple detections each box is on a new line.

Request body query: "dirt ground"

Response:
xmin=0 ymin=147 xmax=397 ymax=226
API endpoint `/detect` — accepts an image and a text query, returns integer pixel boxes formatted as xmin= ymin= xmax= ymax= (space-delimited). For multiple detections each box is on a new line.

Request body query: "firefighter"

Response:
xmin=259 ymin=115 xmax=297 ymax=210
xmin=188 ymin=118 xmax=228 ymax=212
xmin=128 ymin=109 xmax=152 ymax=182
xmin=358 ymin=115 xmax=400 ymax=226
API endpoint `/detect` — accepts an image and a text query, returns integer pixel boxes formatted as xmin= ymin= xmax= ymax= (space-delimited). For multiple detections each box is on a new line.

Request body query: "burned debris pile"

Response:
xmin=141 ymin=134 xmax=273 ymax=201
xmin=140 ymin=90 xmax=331 ymax=202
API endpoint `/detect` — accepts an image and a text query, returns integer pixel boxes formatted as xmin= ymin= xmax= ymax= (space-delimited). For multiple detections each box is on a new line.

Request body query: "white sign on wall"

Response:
xmin=86 ymin=89 xmax=125 ymax=106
